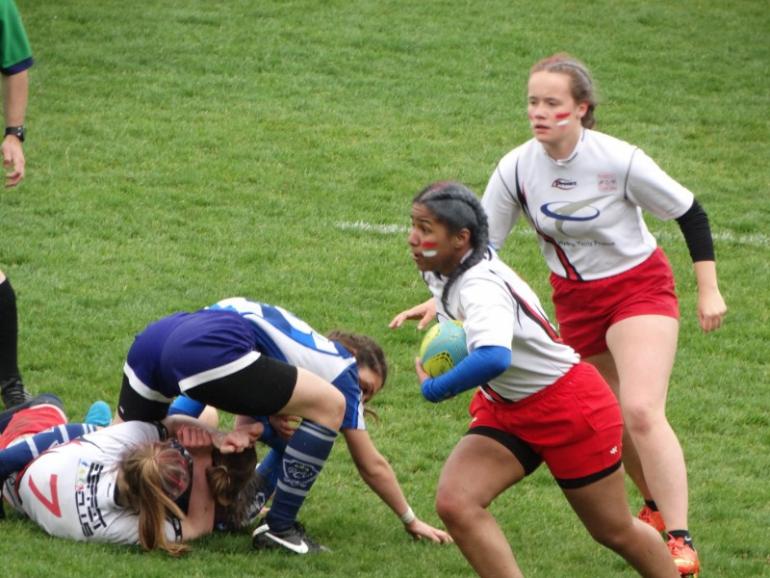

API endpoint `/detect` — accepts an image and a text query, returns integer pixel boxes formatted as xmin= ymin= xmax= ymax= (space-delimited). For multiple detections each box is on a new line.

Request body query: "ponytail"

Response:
xmin=118 ymin=441 xmax=190 ymax=556
xmin=207 ymin=446 xmax=258 ymax=529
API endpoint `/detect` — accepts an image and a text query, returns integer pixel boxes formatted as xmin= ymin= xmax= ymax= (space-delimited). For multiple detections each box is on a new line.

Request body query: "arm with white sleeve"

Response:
xmin=481 ymin=160 xmax=524 ymax=250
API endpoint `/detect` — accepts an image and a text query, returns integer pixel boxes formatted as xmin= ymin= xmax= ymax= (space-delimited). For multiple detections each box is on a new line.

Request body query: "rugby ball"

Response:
xmin=419 ymin=321 xmax=468 ymax=377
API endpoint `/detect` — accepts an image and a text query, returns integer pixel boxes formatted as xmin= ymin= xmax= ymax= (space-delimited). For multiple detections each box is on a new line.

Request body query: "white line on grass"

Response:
xmin=335 ymin=221 xmax=769 ymax=247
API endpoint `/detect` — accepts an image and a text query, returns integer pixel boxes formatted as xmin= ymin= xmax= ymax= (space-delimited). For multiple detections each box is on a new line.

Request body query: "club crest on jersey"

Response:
xmin=551 ymin=178 xmax=577 ymax=190
xmin=598 ymin=173 xmax=617 ymax=192
xmin=282 ymin=459 xmax=320 ymax=488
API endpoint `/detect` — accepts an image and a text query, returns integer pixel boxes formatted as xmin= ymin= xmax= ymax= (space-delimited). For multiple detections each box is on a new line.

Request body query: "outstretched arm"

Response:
xmin=343 ymin=428 xmax=452 ymax=543
xmin=389 ymin=298 xmax=436 ymax=330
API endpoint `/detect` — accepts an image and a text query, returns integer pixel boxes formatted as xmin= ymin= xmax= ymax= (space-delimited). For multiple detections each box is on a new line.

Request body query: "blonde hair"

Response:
xmin=118 ymin=441 xmax=190 ymax=556
xmin=531 ymin=53 xmax=598 ymax=128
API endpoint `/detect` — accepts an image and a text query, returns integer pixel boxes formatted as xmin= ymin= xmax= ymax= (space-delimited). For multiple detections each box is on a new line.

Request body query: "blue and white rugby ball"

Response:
xmin=419 ymin=321 xmax=468 ymax=377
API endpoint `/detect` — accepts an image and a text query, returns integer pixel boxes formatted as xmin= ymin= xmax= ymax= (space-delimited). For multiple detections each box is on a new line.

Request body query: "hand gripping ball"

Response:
xmin=419 ymin=321 xmax=468 ymax=377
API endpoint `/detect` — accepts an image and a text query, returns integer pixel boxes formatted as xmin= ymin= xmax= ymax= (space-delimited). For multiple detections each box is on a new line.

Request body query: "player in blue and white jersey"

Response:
xmin=118 ymin=300 xmax=348 ymax=553
xmin=478 ymin=53 xmax=725 ymax=576
xmin=169 ymin=297 xmax=451 ymax=546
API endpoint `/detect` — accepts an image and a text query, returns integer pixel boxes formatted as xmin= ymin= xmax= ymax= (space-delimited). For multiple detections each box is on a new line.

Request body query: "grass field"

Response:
xmin=1 ymin=0 xmax=768 ymax=576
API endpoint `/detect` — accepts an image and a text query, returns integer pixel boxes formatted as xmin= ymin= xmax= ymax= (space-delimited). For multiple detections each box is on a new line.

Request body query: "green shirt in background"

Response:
xmin=0 ymin=0 xmax=32 ymax=75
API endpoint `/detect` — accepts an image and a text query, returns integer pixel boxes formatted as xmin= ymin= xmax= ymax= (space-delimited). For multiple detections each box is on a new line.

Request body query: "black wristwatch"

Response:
xmin=4 ymin=126 xmax=25 ymax=142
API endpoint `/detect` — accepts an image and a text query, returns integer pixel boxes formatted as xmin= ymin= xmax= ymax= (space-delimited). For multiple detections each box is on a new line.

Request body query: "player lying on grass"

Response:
xmin=390 ymin=181 xmax=678 ymax=578
xmin=168 ymin=297 xmax=452 ymax=551
xmin=116 ymin=298 xmax=347 ymax=553
xmin=0 ymin=392 xmax=110 ymax=517
xmin=1 ymin=394 xmax=258 ymax=554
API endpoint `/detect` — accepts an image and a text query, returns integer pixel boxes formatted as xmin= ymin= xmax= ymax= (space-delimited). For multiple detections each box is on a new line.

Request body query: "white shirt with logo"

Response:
xmin=14 ymin=421 xmax=182 ymax=545
xmin=482 ymin=129 xmax=694 ymax=280
xmin=424 ymin=249 xmax=579 ymax=400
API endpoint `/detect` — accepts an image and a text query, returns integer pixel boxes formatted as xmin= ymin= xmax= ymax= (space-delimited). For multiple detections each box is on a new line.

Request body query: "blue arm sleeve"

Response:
xmin=421 ymin=345 xmax=511 ymax=403
xmin=167 ymin=396 xmax=206 ymax=418
xmin=0 ymin=423 xmax=97 ymax=479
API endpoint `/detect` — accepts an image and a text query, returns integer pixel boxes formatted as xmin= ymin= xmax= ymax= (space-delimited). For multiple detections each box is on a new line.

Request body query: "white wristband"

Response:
xmin=399 ymin=506 xmax=415 ymax=525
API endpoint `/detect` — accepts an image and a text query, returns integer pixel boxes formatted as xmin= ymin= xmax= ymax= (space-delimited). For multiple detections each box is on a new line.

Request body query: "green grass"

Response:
xmin=1 ymin=0 xmax=768 ymax=576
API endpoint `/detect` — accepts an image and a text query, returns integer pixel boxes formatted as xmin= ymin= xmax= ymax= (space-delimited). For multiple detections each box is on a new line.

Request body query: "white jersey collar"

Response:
xmin=543 ymin=128 xmax=586 ymax=167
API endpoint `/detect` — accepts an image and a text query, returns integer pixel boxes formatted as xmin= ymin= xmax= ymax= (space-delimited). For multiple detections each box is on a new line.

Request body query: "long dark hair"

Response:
xmin=327 ymin=330 xmax=387 ymax=420
xmin=208 ymin=446 xmax=259 ymax=529
xmin=413 ymin=181 xmax=490 ymax=312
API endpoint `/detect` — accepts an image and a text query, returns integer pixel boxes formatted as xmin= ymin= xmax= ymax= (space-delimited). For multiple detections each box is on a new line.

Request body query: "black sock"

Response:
xmin=0 ymin=278 xmax=22 ymax=384
xmin=668 ymin=529 xmax=694 ymax=548
xmin=644 ymin=499 xmax=659 ymax=511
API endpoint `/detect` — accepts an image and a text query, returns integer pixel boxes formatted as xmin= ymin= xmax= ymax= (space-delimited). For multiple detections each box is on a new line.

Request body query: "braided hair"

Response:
xmin=413 ymin=181 xmax=490 ymax=312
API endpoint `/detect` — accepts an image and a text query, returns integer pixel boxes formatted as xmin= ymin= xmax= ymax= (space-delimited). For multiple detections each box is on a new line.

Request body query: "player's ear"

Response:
xmin=453 ymin=228 xmax=471 ymax=249
xmin=576 ymin=100 xmax=589 ymax=120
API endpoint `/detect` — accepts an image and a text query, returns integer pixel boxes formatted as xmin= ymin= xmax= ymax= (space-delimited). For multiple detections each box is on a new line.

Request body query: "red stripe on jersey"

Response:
xmin=501 ymin=278 xmax=563 ymax=343
xmin=515 ymin=167 xmax=582 ymax=281
xmin=538 ymin=232 xmax=583 ymax=281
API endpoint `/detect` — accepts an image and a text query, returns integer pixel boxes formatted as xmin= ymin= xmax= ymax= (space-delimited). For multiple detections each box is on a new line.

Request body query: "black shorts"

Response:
xmin=119 ymin=354 xmax=298 ymax=421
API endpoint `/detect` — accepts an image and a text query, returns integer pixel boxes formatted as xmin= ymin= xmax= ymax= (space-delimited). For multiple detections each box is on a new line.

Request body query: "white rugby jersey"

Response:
xmin=15 ymin=421 xmax=182 ymax=545
xmin=482 ymin=129 xmax=694 ymax=280
xmin=208 ymin=298 xmax=365 ymax=430
xmin=424 ymin=249 xmax=579 ymax=400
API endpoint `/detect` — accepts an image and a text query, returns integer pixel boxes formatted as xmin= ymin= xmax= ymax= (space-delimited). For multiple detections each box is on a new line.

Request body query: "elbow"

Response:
xmin=357 ymin=456 xmax=390 ymax=484
xmin=483 ymin=347 xmax=512 ymax=378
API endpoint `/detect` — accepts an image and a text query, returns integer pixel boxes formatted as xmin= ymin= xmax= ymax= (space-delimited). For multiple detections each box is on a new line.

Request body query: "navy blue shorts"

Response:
xmin=119 ymin=310 xmax=297 ymax=421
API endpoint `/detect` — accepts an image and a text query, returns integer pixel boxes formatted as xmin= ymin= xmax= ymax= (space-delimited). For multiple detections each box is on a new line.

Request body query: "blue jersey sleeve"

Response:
xmin=421 ymin=345 xmax=511 ymax=403
xmin=0 ymin=423 xmax=98 ymax=479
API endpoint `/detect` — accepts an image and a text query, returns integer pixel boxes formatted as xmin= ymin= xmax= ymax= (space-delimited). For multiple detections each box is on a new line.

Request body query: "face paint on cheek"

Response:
xmin=421 ymin=241 xmax=438 ymax=258
xmin=555 ymin=112 xmax=571 ymax=127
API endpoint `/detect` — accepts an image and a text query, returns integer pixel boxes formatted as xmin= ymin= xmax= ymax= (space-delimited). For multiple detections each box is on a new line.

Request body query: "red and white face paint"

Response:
xmin=555 ymin=111 xmax=571 ymax=127
xmin=527 ymin=71 xmax=586 ymax=157
xmin=421 ymin=241 xmax=439 ymax=258
xmin=409 ymin=203 xmax=465 ymax=275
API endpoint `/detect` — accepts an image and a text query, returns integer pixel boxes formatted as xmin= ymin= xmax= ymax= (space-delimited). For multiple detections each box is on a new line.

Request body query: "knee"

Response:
xmin=435 ymin=483 xmax=477 ymax=529
xmin=435 ymin=487 xmax=462 ymax=526
xmin=622 ymin=401 xmax=662 ymax=437
xmin=324 ymin=387 xmax=345 ymax=429
xmin=587 ymin=522 xmax=634 ymax=552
